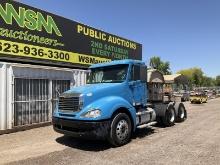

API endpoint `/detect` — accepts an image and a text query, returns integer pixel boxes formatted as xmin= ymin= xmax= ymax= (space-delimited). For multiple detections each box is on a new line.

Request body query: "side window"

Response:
xmin=130 ymin=64 xmax=147 ymax=82
xmin=131 ymin=65 xmax=140 ymax=81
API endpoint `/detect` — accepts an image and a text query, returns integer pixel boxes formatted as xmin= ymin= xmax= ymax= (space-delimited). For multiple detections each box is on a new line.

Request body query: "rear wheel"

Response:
xmin=108 ymin=113 xmax=132 ymax=147
xmin=176 ymin=104 xmax=187 ymax=122
xmin=162 ymin=105 xmax=176 ymax=127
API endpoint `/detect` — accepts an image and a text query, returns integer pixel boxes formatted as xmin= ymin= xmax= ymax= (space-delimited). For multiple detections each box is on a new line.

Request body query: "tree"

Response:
xmin=177 ymin=68 xmax=216 ymax=88
xmin=149 ymin=56 xmax=171 ymax=75
xmin=192 ymin=68 xmax=204 ymax=86
xmin=202 ymin=76 xmax=216 ymax=87
xmin=177 ymin=67 xmax=204 ymax=87
xmin=216 ymin=75 xmax=220 ymax=86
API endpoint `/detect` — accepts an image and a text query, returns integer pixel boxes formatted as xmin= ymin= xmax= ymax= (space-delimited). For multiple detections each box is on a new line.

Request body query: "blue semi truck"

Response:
xmin=53 ymin=59 xmax=187 ymax=146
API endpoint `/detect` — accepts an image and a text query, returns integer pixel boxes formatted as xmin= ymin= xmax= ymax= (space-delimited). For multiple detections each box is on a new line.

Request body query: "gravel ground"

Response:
xmin=0 ymin=98 xmax=220 ymax=165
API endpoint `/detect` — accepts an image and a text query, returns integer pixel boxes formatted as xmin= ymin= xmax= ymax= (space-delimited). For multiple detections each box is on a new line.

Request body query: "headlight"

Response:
xmin=81 ymin=109 xmax=101 ymax=118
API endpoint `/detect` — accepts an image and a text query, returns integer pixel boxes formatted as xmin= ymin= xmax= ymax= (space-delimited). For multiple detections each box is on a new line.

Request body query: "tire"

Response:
xmin=108 ymin=113 xmax=132 ymax=147
xmin=162 ymin=105 xmax=176 ymax=127
xmin=176 ymin=104 xmax=187 ymax=122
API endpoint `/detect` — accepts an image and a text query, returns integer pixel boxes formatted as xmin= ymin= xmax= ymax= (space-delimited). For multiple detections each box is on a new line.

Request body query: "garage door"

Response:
xmin=14 ymin=78 xmax=49 ymax=126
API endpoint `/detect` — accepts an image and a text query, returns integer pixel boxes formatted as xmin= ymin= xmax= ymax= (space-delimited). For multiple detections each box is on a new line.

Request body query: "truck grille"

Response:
xmin=58 ymin=93 xmax=80 ymax=112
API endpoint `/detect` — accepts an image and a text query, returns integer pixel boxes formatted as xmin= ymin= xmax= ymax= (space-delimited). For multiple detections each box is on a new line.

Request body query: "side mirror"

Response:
xmin=86 ymin=69 xmax=91 ymax=83
xmin=133 ymin=65 xmax=140 ymax=81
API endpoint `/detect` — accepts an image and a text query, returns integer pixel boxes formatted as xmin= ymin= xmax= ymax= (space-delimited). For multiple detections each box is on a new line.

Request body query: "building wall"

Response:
xmin=0 ymin=62 xmax=87 ymax=130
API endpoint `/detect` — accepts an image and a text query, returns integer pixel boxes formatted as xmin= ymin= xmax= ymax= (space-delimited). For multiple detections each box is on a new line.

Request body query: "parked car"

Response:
xmin=204 ymin=90 xmax=216 ymax=99
xmin=173 ymin=90 xmax=190 ymax=102
xmin=190 ymin=92 xmax=208 ymax=104
xmin=180 ymin=90 xmax=190 ymax=101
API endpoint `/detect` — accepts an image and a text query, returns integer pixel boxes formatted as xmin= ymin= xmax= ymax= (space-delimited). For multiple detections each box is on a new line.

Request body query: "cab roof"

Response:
xmin=89 ymin=59 xmax=145 ymax=69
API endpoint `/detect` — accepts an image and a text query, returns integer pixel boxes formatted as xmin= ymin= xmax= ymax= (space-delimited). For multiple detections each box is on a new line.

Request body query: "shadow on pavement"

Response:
xmin=56 ymin=127 xmax=157 ymax=151
xmin=133 ymin=127 xmax=156 ymax=139
xmin=56 ymin=136 xmax=111 ymax=151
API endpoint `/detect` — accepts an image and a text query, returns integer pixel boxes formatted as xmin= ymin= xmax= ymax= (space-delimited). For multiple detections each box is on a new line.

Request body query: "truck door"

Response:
xmin=129 ymin=64 xmax=147 ymax=106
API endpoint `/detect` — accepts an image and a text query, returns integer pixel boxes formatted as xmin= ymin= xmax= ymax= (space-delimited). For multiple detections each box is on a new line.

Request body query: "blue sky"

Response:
xmin=20 ymin=0 xmax=220 ymax=77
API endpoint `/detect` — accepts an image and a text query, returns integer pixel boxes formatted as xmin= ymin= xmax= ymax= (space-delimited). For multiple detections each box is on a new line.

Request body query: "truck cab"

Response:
xmin=53 ymin=59 xmax=187 ymax=146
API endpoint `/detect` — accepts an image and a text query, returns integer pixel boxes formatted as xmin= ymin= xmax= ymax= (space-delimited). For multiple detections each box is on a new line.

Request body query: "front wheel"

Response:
xmin=108 ymin=113 xmax=132 ymax=147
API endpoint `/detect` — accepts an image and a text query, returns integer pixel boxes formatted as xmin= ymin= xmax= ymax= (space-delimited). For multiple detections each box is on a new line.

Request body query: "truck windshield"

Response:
xmin=87 ymin=64 xmax=129 ymax=84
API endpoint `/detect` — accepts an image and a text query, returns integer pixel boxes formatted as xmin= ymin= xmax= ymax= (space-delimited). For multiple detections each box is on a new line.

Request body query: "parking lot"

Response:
xmin=0 ymin=98 xmax=220 ymax=165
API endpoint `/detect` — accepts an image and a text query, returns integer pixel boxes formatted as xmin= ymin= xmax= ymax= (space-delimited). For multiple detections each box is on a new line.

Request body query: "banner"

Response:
xmin=0 ymin=0 xmax=142 ymax=68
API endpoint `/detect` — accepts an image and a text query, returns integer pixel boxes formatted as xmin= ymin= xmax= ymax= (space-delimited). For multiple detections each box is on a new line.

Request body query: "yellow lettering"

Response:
xmin=102 ymin=33 xmax=106 ymax=41
xmin=90 ymin=29 xmax=94 ymax=38
xmin=77 ymin=24 xmax=83 ymax=33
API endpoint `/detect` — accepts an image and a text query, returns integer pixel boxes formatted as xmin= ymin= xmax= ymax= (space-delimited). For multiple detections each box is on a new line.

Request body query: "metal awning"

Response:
xmin=164 ymin=74 xmax=188 ymax=84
